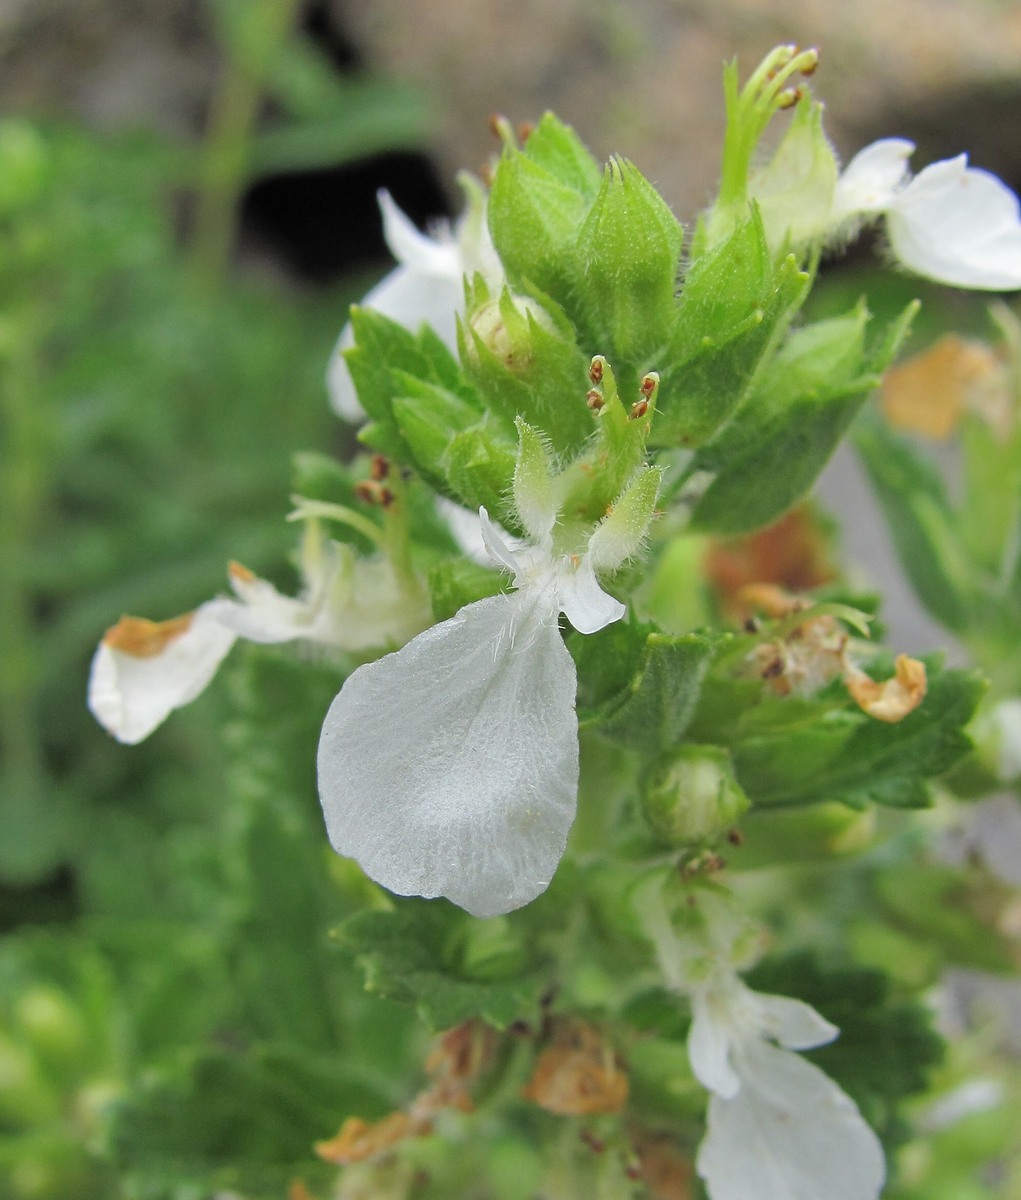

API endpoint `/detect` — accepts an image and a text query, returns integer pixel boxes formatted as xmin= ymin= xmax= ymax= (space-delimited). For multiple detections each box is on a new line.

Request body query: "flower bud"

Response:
xmin=642 ymin=745 xmax=750 ymax=847
xmin=466 ymin=291 xmax=557 ymax=375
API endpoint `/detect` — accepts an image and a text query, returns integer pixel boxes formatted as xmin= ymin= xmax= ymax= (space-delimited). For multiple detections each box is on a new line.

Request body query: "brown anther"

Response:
xmin=379 ymin=486 xmax=395 ymax=508
xmin=776 ymin=87 xmax=800 ymax=109
xmin=354 ymin=480 xmax=379 ymax=505
xmin=488 ymin=113 xmax=505 ymax=138
xmin=801 ymin=50 xmax=820 ymax=75
xmin=370 ymin=454 xmax=390 ymax=482
xmin=580 ymin=1129 xmax=606 ymax=1154
xmin=586 ymin=389 xmax=605 ymax=411
xmin=630 ymin=399 xmax=649 ymax=421
xmin=589 ymin=359 xmax=604 ymax=385
xmin=727 ymin=828 xmax=745 ymax=847
xmin=640 ymin=374 xmax=657 ymax=400
xmin=517 ymin=121 xmax=535 ymax=142
xmin=625 ymin=1162 xmax=643 ymax=1183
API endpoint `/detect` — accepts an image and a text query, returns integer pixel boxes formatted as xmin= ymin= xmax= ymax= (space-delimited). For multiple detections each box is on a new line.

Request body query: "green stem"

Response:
xmin=189 ymin=0 xmax=303 ymax=293
xmin=0 ymin=304 xmax=49 ymax=841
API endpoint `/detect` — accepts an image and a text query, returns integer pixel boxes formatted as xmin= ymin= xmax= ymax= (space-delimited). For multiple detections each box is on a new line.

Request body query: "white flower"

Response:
xmin=636 ymin=880 xmax=885 ymax=1200
xmin=831 ymin=139 xmax=1021 ymax=289
xmin=316 ymin=499 xmax=627 ymax=919
xmin=88 ymin=523 xmax=426 ymax=745
xmin=327 ymin=187 xmax=503 ymax=421
xmin=689 ymin=967 xmax=886 ymax=1200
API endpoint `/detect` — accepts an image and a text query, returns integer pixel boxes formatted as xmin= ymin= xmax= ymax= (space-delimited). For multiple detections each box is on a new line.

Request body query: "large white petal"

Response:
xmin=886 ymin=156 xmax=1021 ymax=289
xmin=832 ymin=138 xmax=914 ymax=221
xmin=317 ymin=591 xmax=579 ymax=918
xmin=555 ymin=556 xmax=626 ymax=635
xmin=87 ymin=603 xmax=237 ymax=745
xmin=697 ymin=1040 xmax=885 ymax=1200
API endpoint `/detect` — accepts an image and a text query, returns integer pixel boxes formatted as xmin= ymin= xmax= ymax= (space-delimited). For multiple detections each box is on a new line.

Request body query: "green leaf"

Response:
xmin=574 ymin=620 xmax=723 ymax=757
xmin=686 ymin=301 xmax=916 ymax=533
xmin=334 ymin=900 xmax=546 ymax=1031
xmin=716 ymin=662 xmax=985 ymax=810
xmin=875 ymin=862 xmax=1021 ymax=974
xmin=108 ymin=1043 xmax=390 ymax=1195
xmin=427 ymin=558 xmax=506 ymax=622
xmin=854 ymin=413 xmax=985 ymax=634
xmin=653 ymin=213 xmax=808 ymax=448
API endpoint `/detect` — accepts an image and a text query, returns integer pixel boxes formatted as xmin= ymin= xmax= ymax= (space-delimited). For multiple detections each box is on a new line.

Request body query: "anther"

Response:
xmin=586 ymin=389 xmax=604 ymax=411
xmin=629 ymin=399 xmax=649 ymax=421
xmin=370 ymin=454 xmax=390 ymax=482
xmin=589 ymin=359 xmax=604 ymax=385
xmin=640 ymin=374 xmax=657 ymax=400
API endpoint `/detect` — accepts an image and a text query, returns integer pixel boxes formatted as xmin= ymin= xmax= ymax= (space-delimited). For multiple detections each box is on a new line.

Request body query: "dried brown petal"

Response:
xmin=882 ymin=334 xmax=1002 ymax=439
xmin=522 ymin=1019 xmax=629 ymax=1116
xmin=845 ymin=654 xmax=927 ymax=722
xmin=315 ymin=1112 xmax=422 ymax=1166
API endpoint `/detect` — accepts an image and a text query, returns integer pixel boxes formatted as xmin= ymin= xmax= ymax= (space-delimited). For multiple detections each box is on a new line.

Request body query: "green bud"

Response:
xmin=488 ymin=149 xmax=588 ymax=303
xmin=461 ymin=282 xmax=593 ymax=452
xmin=520 ymin=112 xmax=604 ymax=199
xmin=642 ymin=744 xmax=750 ymax=847
xmin=575 ymin=158 xmax=683 ymax=361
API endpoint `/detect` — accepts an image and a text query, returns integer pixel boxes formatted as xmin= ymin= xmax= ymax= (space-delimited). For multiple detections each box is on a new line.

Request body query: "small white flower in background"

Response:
xmin=327 ymin=185 xmax=503 ymax=421
xmin=637 ymin=880 xmax=885 ymax=1200
xmin=830 ymin=138 xmax=1021 ymax=290
xmin=690 ymin=967 xmax=885 ymax=1200
xmin=88 ymin=522 xmax=427 ymax=745
xmin=317 ymin=425 xmax=660 ymax=919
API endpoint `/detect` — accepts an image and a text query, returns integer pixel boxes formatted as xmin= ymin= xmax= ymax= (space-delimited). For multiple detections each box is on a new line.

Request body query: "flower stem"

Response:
xmin=188 ymin=0 xmax=303 ymax=293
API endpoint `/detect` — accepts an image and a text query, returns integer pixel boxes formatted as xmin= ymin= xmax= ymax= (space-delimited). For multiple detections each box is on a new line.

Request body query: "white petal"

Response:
xmin=378 ymin=189 xmax=462 ymax=279
xmin=555 ymin=556 xmax=626 ymax=635
xmin=832 ymin=138 xmax=914 ymax=221
xmin=436 ymin=498 xmax=492 ymax=566
xmin=887 ymin=156 xmax=1021 ymax=289
xmin=317 ymin=591 xmax=579 ymax=918
xmin=688 ymin=994 xmax=741 ymax=1099
xmin=325 ymin=322 xmax=364 ymax=422
xmin=697 ymin=1040 xmax=885 ymax=1200
xmin=326 ymin=263 xmax=465 ymax=421
xmin=88 ymin=604 xmax=236 ymax=744
xmin=479 ymin=506 xmax=523 ymax=576
xmin=753 ymin=992 xmax=839 ymax=1050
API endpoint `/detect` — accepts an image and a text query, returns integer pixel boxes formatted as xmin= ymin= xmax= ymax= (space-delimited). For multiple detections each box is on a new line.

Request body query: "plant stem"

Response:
xmin=189 ymin=0 xmax=304 ymax=293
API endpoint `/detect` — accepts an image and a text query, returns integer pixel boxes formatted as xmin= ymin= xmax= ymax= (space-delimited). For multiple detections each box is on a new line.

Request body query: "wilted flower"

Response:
xmin=88 ymin=521 xmax=427 ymax=744
xmin=317 ymin=422 xmax=660 ymax=918
xmin=327 ymin=185 xmax=502 ymax=421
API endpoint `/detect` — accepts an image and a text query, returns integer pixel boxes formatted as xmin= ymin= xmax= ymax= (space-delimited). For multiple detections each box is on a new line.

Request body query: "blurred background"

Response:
xmin=1 ymin=2 xmax=1020 ymax=1196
